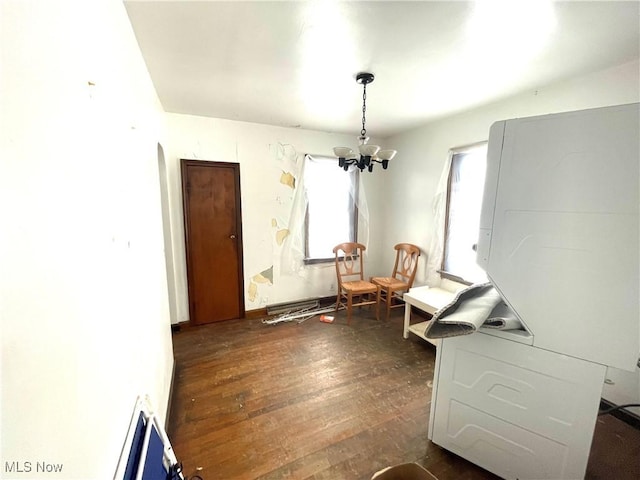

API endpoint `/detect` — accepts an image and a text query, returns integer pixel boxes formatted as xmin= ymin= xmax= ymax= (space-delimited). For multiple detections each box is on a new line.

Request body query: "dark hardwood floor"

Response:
xmin=168 ymin=307 xmax=640 ymax=480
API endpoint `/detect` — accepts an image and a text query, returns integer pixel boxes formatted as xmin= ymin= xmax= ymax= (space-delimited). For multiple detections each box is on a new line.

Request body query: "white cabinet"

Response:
xmin=430 ymin=333 xmax=606 ymax=480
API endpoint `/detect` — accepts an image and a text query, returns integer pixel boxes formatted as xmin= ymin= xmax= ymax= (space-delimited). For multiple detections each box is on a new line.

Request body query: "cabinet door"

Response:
xmin=430 ymin=333 xmax=605 ymax=479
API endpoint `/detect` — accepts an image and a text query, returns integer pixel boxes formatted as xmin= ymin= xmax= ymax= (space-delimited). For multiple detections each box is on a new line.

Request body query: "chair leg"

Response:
xmin=378 ymin=287 xmax=387 ymax=320
xmin=375 ymin=287 xmax=380 ymax=321
xmin=386 ymin=288 xmax=392 ymax=319
xmin=347 ymin=292 xmax=353 ymax=325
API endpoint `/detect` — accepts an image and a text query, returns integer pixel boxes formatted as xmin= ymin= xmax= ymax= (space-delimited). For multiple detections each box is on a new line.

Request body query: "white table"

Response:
xmin=402 ymin=286 xmax=457 ymax=347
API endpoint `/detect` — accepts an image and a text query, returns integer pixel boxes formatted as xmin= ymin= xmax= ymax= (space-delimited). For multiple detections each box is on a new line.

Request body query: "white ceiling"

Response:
xmin=124 ymin=0 xmax=640 ymax=138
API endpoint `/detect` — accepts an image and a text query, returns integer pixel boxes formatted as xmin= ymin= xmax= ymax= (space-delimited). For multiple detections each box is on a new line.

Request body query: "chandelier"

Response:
xmin=333 ymin=72 xmax=396 ymax=172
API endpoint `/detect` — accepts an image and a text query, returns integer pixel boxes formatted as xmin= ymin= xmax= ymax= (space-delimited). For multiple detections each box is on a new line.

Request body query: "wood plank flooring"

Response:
xmin=168 ymin=307 xmax=640 ymax=480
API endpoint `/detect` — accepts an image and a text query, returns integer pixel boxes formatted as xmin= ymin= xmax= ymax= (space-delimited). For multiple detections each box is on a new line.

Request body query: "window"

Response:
xmin=442 ymin=143 xmax=488 ymax=284
xmin=304 ymin=155 xmax=357 ymax=263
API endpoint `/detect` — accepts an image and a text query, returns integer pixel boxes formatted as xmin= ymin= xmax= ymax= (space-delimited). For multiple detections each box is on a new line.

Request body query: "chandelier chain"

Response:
xmin=361 ymin=83 xmax=367 ymax=137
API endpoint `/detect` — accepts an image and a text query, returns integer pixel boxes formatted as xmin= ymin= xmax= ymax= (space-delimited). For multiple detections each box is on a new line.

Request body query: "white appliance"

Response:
xmin=428 ymin=103 xmax=639 ymax=479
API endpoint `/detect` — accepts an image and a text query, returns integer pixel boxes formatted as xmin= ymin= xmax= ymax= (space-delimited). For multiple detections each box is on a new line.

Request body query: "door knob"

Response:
xmin=230 ymin=234 xmax=236 ymax=239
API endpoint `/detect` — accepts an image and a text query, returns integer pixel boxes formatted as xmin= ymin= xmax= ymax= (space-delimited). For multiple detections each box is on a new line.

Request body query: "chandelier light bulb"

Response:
xmin=377 ymin=149 xmax=397 ymax=161
xmin=334 ymin=147 xmax=354 ymax=158
xmin=358 ymin=144 xmax=380 ymax=157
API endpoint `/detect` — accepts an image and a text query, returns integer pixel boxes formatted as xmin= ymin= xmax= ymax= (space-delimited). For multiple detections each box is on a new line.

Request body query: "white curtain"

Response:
xmin=280 ymin=154 xmax=370 ymax=274
xmin=279 ymin=154 xmax=308 ymax=274
xmin=425 ymin=152 xmax=453 ymax=286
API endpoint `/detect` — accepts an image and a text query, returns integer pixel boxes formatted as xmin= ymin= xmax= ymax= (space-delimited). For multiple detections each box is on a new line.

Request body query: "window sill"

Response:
xmin=303 ymin=257 xmax=334 ymax=265
xmin=304 ymin=254 xmax=360 ymax=266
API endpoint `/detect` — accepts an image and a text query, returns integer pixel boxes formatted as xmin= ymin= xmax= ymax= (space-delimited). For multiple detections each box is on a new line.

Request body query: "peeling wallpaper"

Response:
xmin=165 ymin=115 xmax=384 ymax=320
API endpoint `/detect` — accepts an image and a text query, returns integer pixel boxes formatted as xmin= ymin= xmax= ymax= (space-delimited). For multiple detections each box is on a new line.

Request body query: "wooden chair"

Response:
xmin=371 ymin=243 xmax=421 ymax=319
xmin=333 ymin=242 xmax=380 ymax=324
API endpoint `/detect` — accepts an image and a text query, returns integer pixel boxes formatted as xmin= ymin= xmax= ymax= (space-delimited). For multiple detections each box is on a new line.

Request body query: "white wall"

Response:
xmin=164 ymin=114 xmax=387 ymax=322
xmin=384 ymin=59 xmax=640 ymax=288
xmin=1 ymin=1 xmax=174 ymax=478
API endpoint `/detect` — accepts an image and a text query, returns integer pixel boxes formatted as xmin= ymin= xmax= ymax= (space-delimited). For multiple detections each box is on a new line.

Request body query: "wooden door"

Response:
xmin=181 ymin=160 xmax=244 ymax=325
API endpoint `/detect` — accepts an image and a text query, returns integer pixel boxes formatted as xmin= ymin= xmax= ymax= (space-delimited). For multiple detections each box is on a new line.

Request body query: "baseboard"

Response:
xmin=245 ymin=307 xmax=268 ymax=319
xmin=318 ymin=295 xmax=337 ymax=306
xmin=600 ymin=399 xmax=640 ymax=430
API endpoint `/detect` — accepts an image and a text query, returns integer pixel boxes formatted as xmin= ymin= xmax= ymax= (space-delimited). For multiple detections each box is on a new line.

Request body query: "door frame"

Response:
xmin=181 ymin=159 xmax=245 ymax=324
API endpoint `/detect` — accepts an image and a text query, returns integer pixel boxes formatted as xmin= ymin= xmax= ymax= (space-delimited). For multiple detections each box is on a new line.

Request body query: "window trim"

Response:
xmin=440 ymin=142 xmax=488 ymax=284
xmin=302 ymin=156 xmax=359 ymax=264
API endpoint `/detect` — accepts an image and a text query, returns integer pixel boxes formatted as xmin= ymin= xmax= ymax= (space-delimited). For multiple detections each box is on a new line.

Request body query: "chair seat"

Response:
xmin=371 ymin=276 xmax=408 ymax=290
xmin=342 ymin=280 xmax=379 ymax=294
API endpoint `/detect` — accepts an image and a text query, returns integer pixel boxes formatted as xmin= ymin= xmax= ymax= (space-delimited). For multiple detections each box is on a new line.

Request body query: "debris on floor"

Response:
xmin=262 ymin=304 xmax=338 ymax=325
